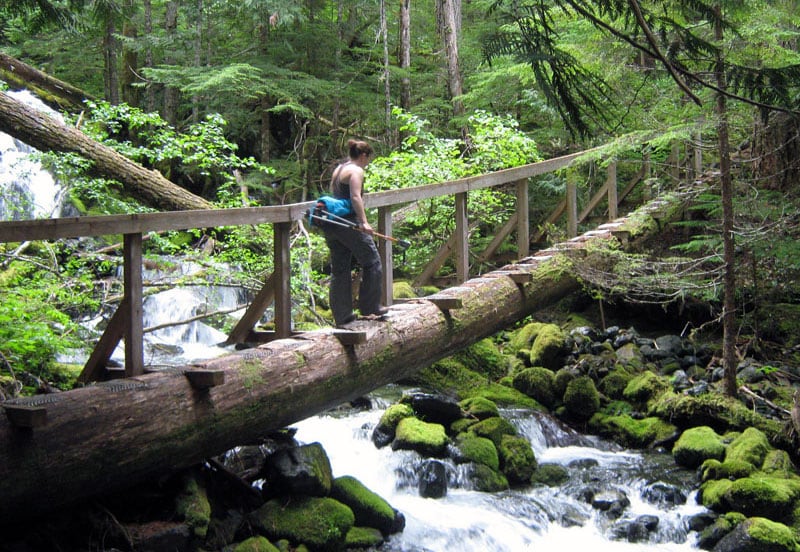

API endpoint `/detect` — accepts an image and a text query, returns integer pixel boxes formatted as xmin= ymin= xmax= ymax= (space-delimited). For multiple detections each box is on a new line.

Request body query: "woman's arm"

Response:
xmin=348 ymin=168 xmax=374 ymax=234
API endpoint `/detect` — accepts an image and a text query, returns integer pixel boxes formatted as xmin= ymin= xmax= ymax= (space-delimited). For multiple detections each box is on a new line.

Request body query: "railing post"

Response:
xmin=455 ymin=192 xmax=469 ymax=283
xmin=123 ymin=233 xmax=144 ymax=377
xmin=566 ymin=171 xmax=578 ymax=238
xmin=378 ymin=207 xmax=393 ymax=306
xmin=515 ymin=179 xmax=529 ymax=257
xmin=606 ymin=162 xmax=618 ymax=221
xmin=273 ymin=222 xmax=291 ymax=338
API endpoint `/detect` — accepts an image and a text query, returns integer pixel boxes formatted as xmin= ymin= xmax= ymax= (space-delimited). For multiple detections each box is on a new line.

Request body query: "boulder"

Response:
xmin=403 ymin=392 xmax=463 ymax=426
xmin=418 ymin=459 xmax=448 ymax=498
xmin=452 ymin=433 xmax=499 ymax=470
xmin=512 ymin=367 xmax=557 ymax=408
xmin=712 ymin=517 xmax=799 ymax=552
xmin=372 ymin=403 xmax=414 ymax=448
xmin=498 ymin=434 xmax=537 ymax=484
xmin=330 ymin=476 xmax=404 ymax=535
xmin=261 ymin=442 xmax=333 ymax=497
xmin=672 ymin=426 xmax=726 ymax=469
xmin=392 ymin=417 xmax=449 ymax=458
xmin=249 ymin=496 xmax=354 ymax=551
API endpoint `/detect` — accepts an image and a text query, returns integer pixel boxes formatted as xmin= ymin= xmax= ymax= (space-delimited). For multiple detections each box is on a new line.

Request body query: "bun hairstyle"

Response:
xmin=348 ymin=139 xmax=373 ymax=159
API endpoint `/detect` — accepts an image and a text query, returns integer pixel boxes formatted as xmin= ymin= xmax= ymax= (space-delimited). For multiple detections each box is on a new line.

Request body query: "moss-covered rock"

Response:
xmin=330 ymin=476 xmax=401 ymax=536
xmin=529 ymin=324 xmax=566 ymax=369
xmin=498 ymin=434 xmax=537 ymax=485
xmin=598 ymin=370 xmax=633 ymax=400
xmin=459 ymin=396 xmax=500 ymax=420
xmin=714 ymin=516 xmax=799 ymax=552
xmin=453 ymin=433 xmax=500 ymax=471
xmin=263 ymin=442 xmax=334 ymax=497
xmin=468 ymin=416 xmax=517 ymax=447
xmin=507 ymin=322 xmax=548 ymax=355
xmin=725 ymin=427 xmax=771 ymax=469
xmin=249 ymin=496 xmax=354 ymax=551
xmin=467 ymin=462 xmax=509 ymax=492
xmin=723 ymin=476 xmax=800 ymax=520
xmin=762 ymin=449 xmax=796 ymax=477
xmin=530 ymin=464 xmax=570 ymax=486
xmin=699 ymin=478 xmax=733 ymax=511
xmin=562 ymin=376 xmax=600 ymax=421
xmin=392 ymin=280 xmax=416 ymax=300
xmin=588 ymin=414 xmax=678 ymax=449
xmin=512 ymin=367 xmax=557 ymax=408
xmin=175 ymin=472 xmax=211 ymax=539
xmin=553 ymin=367 xmax=577 ymax=398
xmin=455 ymin=338 xmax=509 ymax=380
xmin=672 ymin=426 xmax=726 ymax=469
xmin=392 ymin=417 xmax=449 ymax=458
xmin=701 ymin=459 xmax=756 ymax=482
xmin=344 ymin=526 xmax=385 ymax=549
xmin=372 ymin=403 xmax=415 ymax=447
xmin=234 ymin=536 xmax=280 ymax=552
xmin=696 ymin=511 xmax=746 ymax=550
xmin=623 ymin=371 xmax=670 ymax=404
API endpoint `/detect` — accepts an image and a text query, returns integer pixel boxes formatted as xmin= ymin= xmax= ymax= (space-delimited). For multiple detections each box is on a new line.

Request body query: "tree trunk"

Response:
xmin=121 ymin=0 xmax=141 ymax=108
xmin=0 ymin=91 xmax=212 ymax=211
xmin=0 ymin=52 xmax=94 ymax=110
xmin=714 ymin=5 xmax=738 ymax=398
xmin=399 ymin=0 xmax=411 ymax=113
xmin=0 ymin=189 xmax=697 ymax=523
xmin=380 ymin=0 xmax=391 ymax=136
xmin=438 ymin=0 xmax=463 ymax=117
xmin=164 ymin=0 xmax=181 ymax=126
xmin=104 ymin=17 xmax=120 ymax=105
xmin=144 ymin=0 xmax=156 ymax=112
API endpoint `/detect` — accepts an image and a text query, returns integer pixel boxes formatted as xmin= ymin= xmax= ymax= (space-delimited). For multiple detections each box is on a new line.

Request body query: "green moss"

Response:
xmin=744 ymin=517 xmax=799 ymax=550
xmin=701 ymin=458 xmax=756 ymax=482
xmin=762 ymin=449 xmax=796 ymax=477
xmin=507 ymin=322 xmax=548 ymax=354
xmin=512 ymin=367 xmax=557 ymax=408
xmin=234 ymin=536 xmax=280 ymax=552
xmin=725 ymin=427 xmax=771 ymax=468
xmin=531 ymin=464 xmax=570 ymax=486
xmin=330 ymin=476 xmax=397 ymax=535
xmin=345 ymin=526 xmax=385 ymax=548
xmin=724 ymin=476 xmax=800 ymax=520
xmin=699 ymin=478 xmax=733 ymax=511
xmin=589 ymin=414 xmax=677 ymax=449
xmin=378 ymin=403 xmax=414 ymax=431
xmin=673 ymin=426 xmax=726 ymax=469
xmin=455 ymin=338 xmax=509 ymax=380
xmin=468 ymin=462 xmax=509 ymax=492
xmin=623 ymin=371 xmax=669 ymax=404
xmin=599 ymin=370 xmax=633 ymax=400
xmin=454 ymin=433 xmax=500 ymax=470
xmin=393 ymin=417 xmax=449 ymax=457
xmin=459 ymin=396 xmax=500 ymax=420
xmin=392 ymin=280 xmax=416 ymax=299
xmin=468 ymin=416 xmax=517 ymax=447
xmin=553 ymin=368 xmax=576 ymax=398
xmin=250 ymin=497 xmax=354 ymax=551
xmin=528 ymin=324 xmax=566 ymax=369
xmin=563 ymin=376 xmax=600 ymax=421
xmin=450 ymin=417 xmax=479 ymax=434
xmin=176 ymin=473 xmax=211 ymax=539
xmin=498 ymin=434 xmax=538 ymax=485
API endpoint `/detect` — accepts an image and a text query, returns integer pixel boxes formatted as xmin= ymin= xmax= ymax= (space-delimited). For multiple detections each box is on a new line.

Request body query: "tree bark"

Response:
xmin=0 ymin=91 xmax=213 ymax=211
xmin=438 ymin=0 xmax=463 ymax=117
xmin=121 ymin=0 xmax=141 ymax=108
xmin=0 ymin=189 xmax=696 ymax=523
xmin=0 ymin=52 xmax=94 ymax=111
xmin=163 ymin=0 xmax=181 ymax=126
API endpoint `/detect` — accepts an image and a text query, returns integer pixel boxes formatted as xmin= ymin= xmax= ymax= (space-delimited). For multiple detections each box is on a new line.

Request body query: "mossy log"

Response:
xmin=0 ymin=185 xmax=703 ymax=524
xmin=0 ymin=52 xmax=94 ymax=110
xmin=0 ymin=91 xmax=212 ymax=211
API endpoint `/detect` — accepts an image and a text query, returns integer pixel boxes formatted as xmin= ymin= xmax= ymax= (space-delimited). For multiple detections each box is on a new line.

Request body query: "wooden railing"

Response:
xmin=0 ymin=147 xmax=675 ymax=382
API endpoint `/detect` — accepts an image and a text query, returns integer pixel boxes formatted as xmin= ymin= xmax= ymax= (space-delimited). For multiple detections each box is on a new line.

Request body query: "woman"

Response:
xmin=324 ymin=139 xmax=387 ymax=326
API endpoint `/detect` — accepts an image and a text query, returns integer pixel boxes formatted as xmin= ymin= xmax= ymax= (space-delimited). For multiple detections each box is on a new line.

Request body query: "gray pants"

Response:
xmin=324 ymin=223 xmax=383 ymax=325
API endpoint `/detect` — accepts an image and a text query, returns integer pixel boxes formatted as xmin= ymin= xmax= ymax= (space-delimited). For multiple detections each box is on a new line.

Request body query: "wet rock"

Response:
xmin=711 ymin=517 xmax=798 ymax=552
xmin=403 ymin=393 xmax=463 ymax=426
xmin=591 ymin=489 xmax=630 ymax=519
xmin=671 ymin=370 xmax=692 ymax=392
xmin=392 ymin=417 xmax=449 ymax=458
xmin=418 ymin=460 xmax=448 ymax=498
xmin=331 ymin=475 xmax=404 ymax=535
xmin=261 ymin=442 xmax=333 ymax=497
xmin=655 ymin=335 xmax=686 ymax=356
xmin=641 ymin=482 xmax=687 ymax=507
xmin=372 ymin=403 xmax=414 ymax=448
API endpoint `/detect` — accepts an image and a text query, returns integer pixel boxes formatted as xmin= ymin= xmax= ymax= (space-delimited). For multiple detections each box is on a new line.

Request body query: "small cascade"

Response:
xmin=0 ymin=90 xmax=64 ymax=221
xmin=292 ymin=398 xmax=708 ymax=552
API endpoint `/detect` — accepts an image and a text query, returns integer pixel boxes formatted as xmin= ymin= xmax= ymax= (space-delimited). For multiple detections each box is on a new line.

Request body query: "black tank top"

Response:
xmin=331 ymin=161 xmax=352 ymax=200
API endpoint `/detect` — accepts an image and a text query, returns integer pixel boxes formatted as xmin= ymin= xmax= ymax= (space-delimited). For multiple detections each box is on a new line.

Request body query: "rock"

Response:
xmin=468 ymin=416 xmax=517 ymax=447
xmin=498 ymin=434 xmax=537 ymax=484
xmin=726 ymin=427 xmax=771 ymax=468
xmin=175 ymin=472 xmax=211 ymax=539
xmin=261 ymin=442 xmax=333 ymax=497
xmin=403 ymin=392 xmax=463 ymax=426
xmin=392 ymin=417 xmax=449 ymax=458
xmin=641 ymin=482 xmax=687 ymax=507
xmin=722 ymin=476 xmax=800 ymax=520
xmin=466 ymin=462 xmax=509 ymax=492
xmin=459 ymin=396 xmax=500 ymax=420
xmin=591 ymin=489 xmax=630 ymax=519
xmin=233 ymin=535 xmax=280 ymax=552
xmin=654 ymin=335 xmax=686 ymax=356
xmin=452 ymin=433 xmax=499 ymax=470
xmin=330 ymin=475 xmax=403 ymax=535
xmin=249 ymin=496 xmax=354 ymax=551
xmin=418 ymin=460 xmax=448 ymax=498
xmin=529 ymin=323 xmax=567 ymax=369
xmin=712 ymin=517 xmax=799 ymax=552
xmin=512 ymin=367 xmax=557 ymax=408
xmin=372 ymin=403 xmax=414 ymax=448
xmin=672 ymin=426 xmax=726 ymax=469
xmin=671 ymin=369 xmax=692 ymax=392
xmin=531 ymin=463 xmax=570 ymax=486
xmin=345 ymin=526 xmax=385 ymax=549
xmin=563 ymin=376 xmax=600 ymax=421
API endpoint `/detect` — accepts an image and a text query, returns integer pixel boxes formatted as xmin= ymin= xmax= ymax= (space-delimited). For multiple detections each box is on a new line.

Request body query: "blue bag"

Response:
xmin=308 ymin=196 xmax=353 ymax=227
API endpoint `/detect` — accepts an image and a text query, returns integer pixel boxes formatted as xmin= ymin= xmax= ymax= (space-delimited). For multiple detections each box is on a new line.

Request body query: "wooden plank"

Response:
xmin=607 ymin=162 xmax=618 ymax=220
xmin=426 ymin=296 xmax=463 ymax=310
xmin=3 ymin=404 xmax=47 ymax=428
xmin=184 ymin=369 xmax=225 ymax=389
xmin=567 ymin=176 xmax=578 ymax=238
xmin=377 ymin=206 xmax=393 ymax=307
xmin=516 ymin=179 xmax=530 ymax=256
xmin=476 ymin=213 xmax=517 ymax=264
xmin=333 ymin=330 xmax=368 ymax=345
xmin=123 ymin=233 xmax=144 ymax=377
xmin=273 ymin=222 xmax=292 ymax=338
xmin=454 ymin=192 xmax=469 ymax=283
xmin=223 ymin=272 xmax=276 ymax=346
xmin=78 ymin=297 xmax=128 ymax=383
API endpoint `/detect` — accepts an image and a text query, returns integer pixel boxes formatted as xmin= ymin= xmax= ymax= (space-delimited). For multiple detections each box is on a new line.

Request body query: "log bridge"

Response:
xmin=0 ymin=135 xmax=705 ymax=523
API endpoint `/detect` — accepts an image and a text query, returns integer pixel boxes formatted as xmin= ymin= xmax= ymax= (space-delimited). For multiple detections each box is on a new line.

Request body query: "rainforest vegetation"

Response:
xmin=2 ymin=0 xmax=800 ymax=400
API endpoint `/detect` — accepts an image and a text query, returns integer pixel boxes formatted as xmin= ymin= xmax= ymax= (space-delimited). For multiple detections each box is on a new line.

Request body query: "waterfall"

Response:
xmin=292 ymin=395 xmax=708 ymax=552
xmin=0 ymin=90 xmax=64 ymax=221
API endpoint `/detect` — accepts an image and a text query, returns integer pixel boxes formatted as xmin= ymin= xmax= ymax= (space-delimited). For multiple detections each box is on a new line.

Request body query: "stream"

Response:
xmin=291 ymin=389 xmax=709 ymax=551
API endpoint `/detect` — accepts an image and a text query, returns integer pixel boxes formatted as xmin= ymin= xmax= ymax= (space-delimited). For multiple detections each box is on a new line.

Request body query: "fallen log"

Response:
xmin=0 ymin=91 xmax=213 ymax=212
xmin=0 ymin=187 xmax=700 ymax=524
xmin=0 ymin=52 xmax=95 ymax=111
